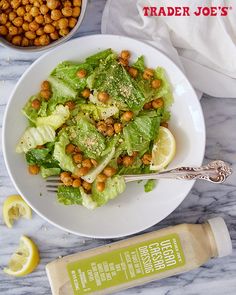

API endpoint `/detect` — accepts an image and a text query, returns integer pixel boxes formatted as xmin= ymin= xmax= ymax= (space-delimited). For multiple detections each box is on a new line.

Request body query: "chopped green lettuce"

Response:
xmin=85 ymin=49 xmax=114 ymax=68
xmin=132 ymin=56 xmax=145 ymax=71
xmin=123 ymin=115 xmax=160 ymax=155
xmin=92 ymin=176 xmax=126 ymax=206
xmin=144 ymin=179 xmax=156 ymax=192
xmin=22 ymin=96 xmax=47 ymax=123
xmin=53 ymin=131 xmax=76 ymax=173
xmin=155 ymin=67 xmax=173 ymax=108
xmin=80 ymin=188 xmax=97 ymax=209
xmin=41 ymin=167 xmax=61 ymax=178
xmin=68 ymin=117 xmax=106 ymax=159
xmin=79 ymin=103 xmax=119 ymax=121
xmin=25 ymin=147 xmax=59 ymax=168
xmin=119 ymin=157 xmax=143 ymax=175
xmin=57 ymin=186 xmax=82 ymax=205
xmin=36 ymin=105 xmax=70 ymax=130
xmin=16 ymin=125 xmax=55 ymax=153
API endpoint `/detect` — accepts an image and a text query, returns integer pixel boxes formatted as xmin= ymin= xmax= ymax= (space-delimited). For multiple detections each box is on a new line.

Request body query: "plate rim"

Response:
xmin=2 ymin=34 xmax=206 ymax=238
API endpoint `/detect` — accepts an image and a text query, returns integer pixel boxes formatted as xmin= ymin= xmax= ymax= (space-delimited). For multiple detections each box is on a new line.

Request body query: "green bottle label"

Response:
xmin=67 ymin=234 xmax=185 ymax=294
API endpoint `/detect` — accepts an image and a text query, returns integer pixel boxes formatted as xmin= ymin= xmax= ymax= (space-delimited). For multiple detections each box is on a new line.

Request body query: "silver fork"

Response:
xmin=46 ymin=160 xmax=232 ymax=192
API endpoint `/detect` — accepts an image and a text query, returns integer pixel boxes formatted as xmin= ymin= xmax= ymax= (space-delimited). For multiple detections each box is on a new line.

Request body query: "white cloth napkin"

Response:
xmin=101 ymin=0 xmax=236 ymax=98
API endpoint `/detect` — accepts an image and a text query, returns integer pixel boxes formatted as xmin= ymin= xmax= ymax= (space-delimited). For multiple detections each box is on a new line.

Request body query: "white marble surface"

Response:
xmin=0 ymin=0 xmax=236 ymax=294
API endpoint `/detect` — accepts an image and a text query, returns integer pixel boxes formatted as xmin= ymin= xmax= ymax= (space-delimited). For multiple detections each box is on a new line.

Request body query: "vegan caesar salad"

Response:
xmin=16 ymin=49 xmax=175 ymax=209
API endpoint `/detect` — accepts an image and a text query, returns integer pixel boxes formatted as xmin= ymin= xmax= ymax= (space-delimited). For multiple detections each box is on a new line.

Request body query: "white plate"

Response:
xmin=3 ymin=35 xmax=205 ymax=238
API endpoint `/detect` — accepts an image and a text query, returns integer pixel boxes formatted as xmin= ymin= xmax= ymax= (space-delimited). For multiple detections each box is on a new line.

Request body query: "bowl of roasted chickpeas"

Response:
xmin=0 ymin=0 xmax=87 ymax=51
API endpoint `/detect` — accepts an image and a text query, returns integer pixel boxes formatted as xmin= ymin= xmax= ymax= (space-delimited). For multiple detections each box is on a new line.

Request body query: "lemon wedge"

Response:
xmin=4 ymin=235 xmax=40 ymax=277
xmin=3 ymin=195 xmax=32 ymax=228
xmin=150 ymin=126 xmax=176 ymax=171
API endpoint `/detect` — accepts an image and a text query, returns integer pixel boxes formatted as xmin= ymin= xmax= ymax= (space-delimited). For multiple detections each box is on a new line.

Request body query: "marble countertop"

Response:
xmin=0 ymin=0 xmax=236 ymax=294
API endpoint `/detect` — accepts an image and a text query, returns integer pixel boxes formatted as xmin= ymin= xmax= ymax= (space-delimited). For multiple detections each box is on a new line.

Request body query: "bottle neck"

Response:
xmin=203 ymin=223 xmax=218 ymax=258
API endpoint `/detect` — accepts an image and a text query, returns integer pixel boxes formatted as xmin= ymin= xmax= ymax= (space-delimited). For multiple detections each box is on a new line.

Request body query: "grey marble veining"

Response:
xmin=0 ymin=0 xmax=236 ymax=294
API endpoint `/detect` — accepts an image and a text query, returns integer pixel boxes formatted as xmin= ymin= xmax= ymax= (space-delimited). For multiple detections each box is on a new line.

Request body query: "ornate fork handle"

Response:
xmin=124 ymin=160 xmax=232 ymax=183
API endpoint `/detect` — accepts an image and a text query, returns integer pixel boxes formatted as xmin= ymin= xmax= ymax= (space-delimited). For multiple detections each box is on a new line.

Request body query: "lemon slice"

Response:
xmin=3 ymin=195 xmax=32 ymax=228
xmin=150 ymin=126 xmax=176 ymax=171
xmin=4 ymin=235 xmax=40 ymax=277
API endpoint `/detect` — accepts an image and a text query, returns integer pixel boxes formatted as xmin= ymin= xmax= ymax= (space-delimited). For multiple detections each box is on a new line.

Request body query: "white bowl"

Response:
xmin=3 ymin=35 xmax=205 ymax=238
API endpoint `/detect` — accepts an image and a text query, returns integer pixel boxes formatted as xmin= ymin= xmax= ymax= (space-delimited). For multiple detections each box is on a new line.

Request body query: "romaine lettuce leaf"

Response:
xmin=118 ymin=157 xmax=143 ymax=175
xmin=90 ymin=57 xmax=146 ymax=111
xmin=85 ymin=49 xmax=114 ymax=68
xmin=80 ymin=187 xmax=97 ymax=209
xmin=25 ymin=147 xmax=59 ymax=168
xmin=36 ymin=105 xmax=70 ymax=130
xmin=79 ymin=103 xmax=119 ymax=121
xmin=53 ymin=131 xmax=76 ymax=173
xmin=16 ymin=125 xmax=55 ymax=153
xmin=41 ymin=167 xmax=61 ymax=178
xmin=155 ymin=67 xmax=173 ymax=108
xmin=132 ymin=55 xmax=145 ymax=71
xmin=68 ymin=117 xmax=106 ymax=159
xmin=92 ymin=176 xmax=126 ymax=206
xmin=22 ymin=96 xmax=48 ymax=123
xmin=57 ymin=186 xmax=82 ymax=205
xmin=123 ymin=115 xmax=160 ymax=155
xmin=144 ymin=179 xmax=156 ymax=192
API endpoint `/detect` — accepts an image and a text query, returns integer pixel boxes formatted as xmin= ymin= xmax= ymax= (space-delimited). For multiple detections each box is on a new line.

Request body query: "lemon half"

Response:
xmin=4 ymin=235 xmax=40 ymax=277
xmin=150 ymin=126 xmax=176 ymax=171
xmin=3 ymin=195 xmax=32 ymax=228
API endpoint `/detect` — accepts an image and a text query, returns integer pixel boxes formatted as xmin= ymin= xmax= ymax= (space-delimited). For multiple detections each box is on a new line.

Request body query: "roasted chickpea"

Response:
xmin=82 ymin=181 xmax=92 ymax=191
xmin=16 ymin=6 xmax=25 ymax=17
xmin=22 ymin=0 xmax=29 ymax=4
xmin=9 ymin=12 xmax=17 ymax=22
xmin=151 ymin=79 xmax=161 ymax=89
xmin=97 ymin=122 xmax=107 ymax=134
xmin=103 ymin=166 xmax=116 ymax=177
xmin=40 ymin=4 xmax=49 ymax=15
xmin=106 ymin=125 xmax=114 ymax=137
xmin=142 ymin=153 xmax=152 ymax=165
xmin=40 ymin=89 xmax=51 ymax=100
xmin=65 ymin=100 xmax=75 ymax=110
xmin=161 ymin=122 xmax=169 ymax=128
xmin=51 ymin=9 xmax=62 ymax=20
xmin=39 ymin=34 xmax=50 ymax=45
xmin=152 ymin=98 xmax=164 ymax=109
xmin=122 ymin=111 xmax=133 ymax=122
xmin=98 ymin=91 xmax=109 ymax=103
xmin=28 ymin=164 xmax=40 ymax=175
xmin=114 ymin=122 xmax=122 ymax=134
xmin=118 ymin=57 xmax=128 ymax=67
xmin=123 ymin=156 xmax=134 ymax=167
xmin=128 ymin=67 xmax=138 ymax=78
xmin=44 ymin=24 xmax=55 ymax=33
xmin=64 ymin=0 xmax=72 ymax=6
xmin=76 ymin=69 xmax=87 ymax=78
xmin=58 ymin=18 xmax=68 ymax=29
xmin=0 ymin=25 xmax=8 ymax=35
xmin=60 ymin=171 xmax=71 ymax=181
xmin=73 ymin=0 xmax=81 ymax=6
xmin=18 ymin=27 xmax=23 ymax=34
xmin=44 ymin=14 xmax=52 ymax=24
xmin=25 ymin=4 xmax=32 ymax=12
xmin=33 ymin=0 xmax=41 ymax=8
xmin=63 ymin=176 xmax=73 ymax=186
xmin=1 ymin=0 xmax=10 ymax=9
xmin=143 ymin=68 xmax=154 ymax=80
xmin=36 ymin=27 xmax=44 ymax=36
xmin=81 ymin=88 xmax=90 ymax=99
xmin=29 ymin=20 xmax=39 ymax=31
xmin=59 ymin=28 xmax=69 ymax=36
xmin=105 ymin=117 xmax=114 ymax=125
xmin=120 ymin=50 xmax=130 ymax=60
xmin=50 ymin=31 xmax=59 ymax=40
xmin=30 ymin=6 xmax=39 ymax=17
xmin=96 ymin=182 xmax=105 ymax=192
xmin=8 ymin=26 xmax=18 ymax=35
xmin=11 ymin=0 xmax=21 ymax=9
xmin=72 ymin=178 xmax=81 ymax=188
xmin=0 ymin=13 xmax=8 ymax=24
xmin=143 ymin=102 xmax=152 ymax=110
xmin=6 ymin=34 xmax=13 ymax=42
xmin=72 ymin=6 xmax=80 ymax=17
xmin=47 ymin=0 xmax=59 ymax=10
xmin=21 ymin=36 xmax=29 ymax=46
xmin=97 ymin=173 xmax=107 ymax=182
xmin=41 ymin=81 xmax=50 ymax=91
xmin=91 ymin=159 xmax=98 ymax=167
xmin=35 ymin=14 xmax=44 ymax=24
xmin=24 ymin=12 xmax=33 ymax=22
xmin=22 ymin=22 xmax=29 ymax=31
xmin=62 ymin=6 xmax=73 ymax=17
xmin=31 ymin=98 xmax=41 ymax=110
xmin=75 ymin=167 xmax=90 ymax=177
xmin=73 ymin=153 xmax=83 ymax=164
xmin=12 ymin=16 xmax=23 ymax=27
xmin=34 ymin=37 xmax=41 ymax=46
xmin=68 ymin=17 xmax=77 ymax=28
xmin=52 ymin=20 xmax=59 ymax=29
xmin=82 ymin=159 xmax=93 ymax=169
xmin=65 ymin=143 xmax=75 ymax=154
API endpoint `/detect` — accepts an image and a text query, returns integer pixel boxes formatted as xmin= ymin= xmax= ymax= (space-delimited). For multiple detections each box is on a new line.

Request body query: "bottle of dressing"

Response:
xmin=46 ymin=217 xmax=232 ymax=295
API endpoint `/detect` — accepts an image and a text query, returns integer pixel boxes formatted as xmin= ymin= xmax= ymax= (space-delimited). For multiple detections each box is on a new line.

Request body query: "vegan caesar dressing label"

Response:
xmin=67 ymin=234 xmax=185 ymax=294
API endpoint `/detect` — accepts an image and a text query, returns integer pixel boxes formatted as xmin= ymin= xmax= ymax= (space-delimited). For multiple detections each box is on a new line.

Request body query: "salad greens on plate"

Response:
xmin=16 ymin=49 xmax=174 ymax=209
